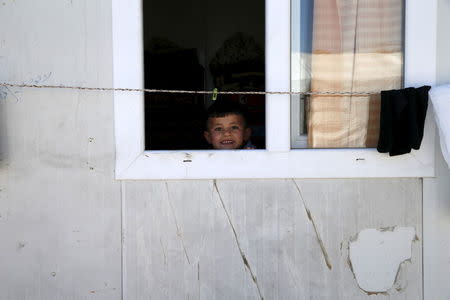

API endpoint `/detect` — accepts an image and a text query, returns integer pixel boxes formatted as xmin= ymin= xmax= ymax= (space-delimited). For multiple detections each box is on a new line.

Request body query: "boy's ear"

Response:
xmin=204 ymin=131 xmax=212 ymax=144
xmin=244 ymin=127 xmax=252 ymax=142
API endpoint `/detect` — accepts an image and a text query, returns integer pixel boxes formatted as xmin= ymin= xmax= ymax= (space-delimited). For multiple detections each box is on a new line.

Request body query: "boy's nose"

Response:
xmin=223 ymin=128 xmax=232 ymax=135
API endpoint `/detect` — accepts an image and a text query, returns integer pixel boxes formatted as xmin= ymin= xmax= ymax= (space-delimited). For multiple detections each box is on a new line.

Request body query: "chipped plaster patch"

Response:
xmin=349 ymin=226 xmax=415 ymax=294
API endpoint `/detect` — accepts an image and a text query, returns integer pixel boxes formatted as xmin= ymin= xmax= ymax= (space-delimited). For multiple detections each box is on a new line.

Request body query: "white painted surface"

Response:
xmin=404 ymin=0 xmax=437 ymax=88
xmin=429 ymin=85 xmax=450 ymax=168
xmin=265 ymin=0 xmax=291 ymax=152
xmin=119 ymin=148 xmax=434 ymax=179
xmin=113 ymin=0 xmax=437 ymax=180
xmin=112 ymin=0 xmax=144 ymax=176
xmin=424 ymin=143 xmax=450 ymax=300
xmin=124 ymin=179 xmax=422 ymax=299
xmin=436 ymin=0 xmax=450 ymax=87
xmin=0 ymin=1 xmax=121 ymax=300
xmin=1 ymin=0 xmax=448 ymax=299
xmin=423 ymin=0 xmax=450 ymax=299
xmin=349 ymin=227 xmax=415 ymax=293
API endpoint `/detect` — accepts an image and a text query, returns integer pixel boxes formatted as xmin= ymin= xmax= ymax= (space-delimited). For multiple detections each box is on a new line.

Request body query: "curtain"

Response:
xmin=307 ymin=0 xmax=404 ymax=148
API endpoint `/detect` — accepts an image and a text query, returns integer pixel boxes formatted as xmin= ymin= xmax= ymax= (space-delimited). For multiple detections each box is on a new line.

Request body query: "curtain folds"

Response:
xmin=307 ymin=0 xmax=404 ymax=148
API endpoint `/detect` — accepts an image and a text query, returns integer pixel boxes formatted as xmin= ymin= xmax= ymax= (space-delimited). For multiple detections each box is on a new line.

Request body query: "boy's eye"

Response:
xmin=214 ymin=127 xmax=223 ymax=132
xmin=231 ymin=125 xmax=240 ymax=130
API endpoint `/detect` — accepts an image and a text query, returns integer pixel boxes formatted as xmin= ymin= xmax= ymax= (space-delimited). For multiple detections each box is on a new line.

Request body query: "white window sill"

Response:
xmin=116 ymin=120 xmax=435 ymax=179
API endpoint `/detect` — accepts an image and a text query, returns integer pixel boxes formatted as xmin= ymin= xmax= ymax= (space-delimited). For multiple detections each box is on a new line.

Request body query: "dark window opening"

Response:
xmin=143 ymin=0 xmax=265 ymax=150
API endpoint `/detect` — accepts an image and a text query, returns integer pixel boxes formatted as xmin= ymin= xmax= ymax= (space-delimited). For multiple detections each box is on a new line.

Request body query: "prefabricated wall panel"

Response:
xmin=0 ymin=1 xmax=122 ymax=300
xmin=124 ymin=179 xmax=422 ymax=300
xmin=1 ymin=0 xmax=448 ymax=299
xmin=423 ymin=0 xmax=450 ymax=298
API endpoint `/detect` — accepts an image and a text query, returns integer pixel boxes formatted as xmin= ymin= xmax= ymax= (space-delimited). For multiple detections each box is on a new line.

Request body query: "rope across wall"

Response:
xmin=0 ymin=82 xmax=379 ymax=96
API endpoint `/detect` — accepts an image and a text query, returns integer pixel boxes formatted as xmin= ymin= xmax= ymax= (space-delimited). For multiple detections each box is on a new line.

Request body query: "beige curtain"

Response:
xmin=307 ymin=0 xmax=403 ymax=148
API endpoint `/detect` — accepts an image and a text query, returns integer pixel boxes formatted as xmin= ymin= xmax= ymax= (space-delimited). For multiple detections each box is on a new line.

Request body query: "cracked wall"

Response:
xmin=348 ymin=227 xmax=416 ymax=294
xmin=0 ymin=0 xmax=427 ymax=299
xmin=124 ymin=179 xmax=422 ymax=299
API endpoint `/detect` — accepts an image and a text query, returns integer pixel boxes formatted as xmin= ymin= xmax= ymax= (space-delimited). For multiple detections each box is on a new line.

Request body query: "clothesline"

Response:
xmin=0 ymin=82 xmax=378 ymax=96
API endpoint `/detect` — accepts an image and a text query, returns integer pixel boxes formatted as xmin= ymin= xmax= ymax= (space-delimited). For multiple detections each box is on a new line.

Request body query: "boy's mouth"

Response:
xmin=220 ymin=140 xmax=234 ymax=145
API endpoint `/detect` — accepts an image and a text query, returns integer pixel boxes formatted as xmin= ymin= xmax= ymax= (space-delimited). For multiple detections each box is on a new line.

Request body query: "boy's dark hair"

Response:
xmin=205 ymin=99 xmax=249 ymax=129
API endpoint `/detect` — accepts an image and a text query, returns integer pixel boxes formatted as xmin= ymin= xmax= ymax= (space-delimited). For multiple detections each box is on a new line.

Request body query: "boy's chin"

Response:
xmin=216 ymin=145 xmax=238 ymax=150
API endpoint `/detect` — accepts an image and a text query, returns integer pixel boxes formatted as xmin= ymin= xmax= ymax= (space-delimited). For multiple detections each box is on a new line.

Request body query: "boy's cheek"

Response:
xmin=203 ymin=131 xmax=212 ymax=144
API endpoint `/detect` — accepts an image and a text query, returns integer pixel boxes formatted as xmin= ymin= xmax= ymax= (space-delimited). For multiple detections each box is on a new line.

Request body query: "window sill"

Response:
xmin=116 ymin=120 xmax=435 ymax=180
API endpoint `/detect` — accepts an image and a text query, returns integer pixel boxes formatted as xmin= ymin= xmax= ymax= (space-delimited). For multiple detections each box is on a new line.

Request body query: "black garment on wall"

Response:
xmin=377 ymin=86 xmax=431 ymax=156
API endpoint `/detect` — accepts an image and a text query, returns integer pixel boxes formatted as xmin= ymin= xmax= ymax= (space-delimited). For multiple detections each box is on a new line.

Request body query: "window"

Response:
xmin=142 ymin=0 xmax=266 ymax=150
xmin=113 ymin=0 xmax=437 ymax=179
xmin=292 ymin=0 xmax=404 ymax=149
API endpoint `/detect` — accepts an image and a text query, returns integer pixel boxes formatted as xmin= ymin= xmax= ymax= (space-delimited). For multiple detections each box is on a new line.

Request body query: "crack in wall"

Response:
xmin=213 ymin=180 xmax=264 ymax=300
xmin=292 ymin=179 xmax=332 ymax=270
xmin=198 ymin=262 xmax=201 ymax=300
xmin=159 ymin=238 xmax=167 ymax=266
xmin=165 ymin=182 xmax=191 ymax=264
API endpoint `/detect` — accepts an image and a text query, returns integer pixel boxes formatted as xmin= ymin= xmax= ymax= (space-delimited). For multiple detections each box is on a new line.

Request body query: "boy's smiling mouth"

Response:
xmin=220 ymin=140 xmax=235 ymax=145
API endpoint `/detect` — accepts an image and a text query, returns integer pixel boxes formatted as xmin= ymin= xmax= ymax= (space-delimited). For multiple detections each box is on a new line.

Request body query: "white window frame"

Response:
xmin=112 ymin=0 xmax=437 ymax=180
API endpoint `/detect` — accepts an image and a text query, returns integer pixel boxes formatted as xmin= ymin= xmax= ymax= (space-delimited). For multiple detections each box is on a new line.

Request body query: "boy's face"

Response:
xmin=204 ymin=114 xmax=251 ymax=149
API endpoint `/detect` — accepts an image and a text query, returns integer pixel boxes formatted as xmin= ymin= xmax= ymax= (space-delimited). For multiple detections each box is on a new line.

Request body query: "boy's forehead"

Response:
xmin=208 ymin=114 xmax=245 ymax=124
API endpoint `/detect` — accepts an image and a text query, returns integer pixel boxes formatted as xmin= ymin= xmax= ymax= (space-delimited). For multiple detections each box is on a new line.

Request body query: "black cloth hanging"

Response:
xmin=377 ymin=86 xmax=431 ymax=156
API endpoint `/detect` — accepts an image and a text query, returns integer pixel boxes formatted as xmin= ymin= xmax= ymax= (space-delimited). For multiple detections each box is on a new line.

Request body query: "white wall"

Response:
xmin=423 ymin=0 xmax=450 ymax=298
xmin=0 ymin=1 xmax=121 ymax=299
xmin=1 ymin=0 xmax=447 ymax=299
xmin=123 ymin=179 xmax=422 ymax=299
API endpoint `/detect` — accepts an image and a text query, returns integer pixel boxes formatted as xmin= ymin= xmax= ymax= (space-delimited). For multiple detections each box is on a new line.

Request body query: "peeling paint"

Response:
xmin=348 ymin=226 xmax=415 ymax=294
xmin=379 ymin=226 xmax=396 ymax=232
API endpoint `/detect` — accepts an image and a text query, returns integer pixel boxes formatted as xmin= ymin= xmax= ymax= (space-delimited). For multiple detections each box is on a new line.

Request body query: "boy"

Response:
xmin=204 ymin=100 xmax=254 ymax=149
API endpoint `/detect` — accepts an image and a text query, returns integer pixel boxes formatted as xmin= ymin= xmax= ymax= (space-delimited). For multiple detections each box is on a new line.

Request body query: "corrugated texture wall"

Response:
xmin=3 ymin=0 xmax=448 ymax=299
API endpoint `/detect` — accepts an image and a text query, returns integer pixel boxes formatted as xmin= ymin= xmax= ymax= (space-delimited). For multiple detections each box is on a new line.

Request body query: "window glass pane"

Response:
xmin=143 ymin=0 xmax=265 ymax=150
xmin=291 ymin=0 xmax=404 ymax=149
